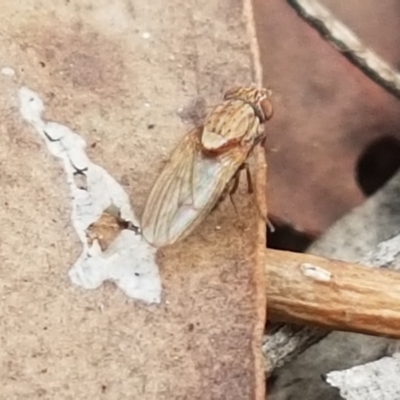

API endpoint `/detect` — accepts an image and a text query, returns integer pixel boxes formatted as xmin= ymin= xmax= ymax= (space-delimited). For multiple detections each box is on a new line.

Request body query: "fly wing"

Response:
xmin=141 ymin=127 xmax=250 ymax=247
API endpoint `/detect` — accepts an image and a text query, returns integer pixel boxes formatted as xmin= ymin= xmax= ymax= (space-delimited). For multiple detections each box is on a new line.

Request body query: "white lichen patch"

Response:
xmin=300 ymin=263 xmax=332 ymax=282
xmin=18 ymin=86 xmax=161 ymax=304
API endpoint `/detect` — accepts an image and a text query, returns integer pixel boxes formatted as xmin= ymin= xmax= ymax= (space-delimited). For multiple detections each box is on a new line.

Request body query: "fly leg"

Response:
xmin=225 ymin=162 xmax=254 ymax=214
xmin=212 ymin=167 xmax=242 ymax=213
xmin=244 ymin=162 xmax=253 ymax=194
xmin=228 ymin=170 xmax=241 ymax=215
xmin=213 ymin=162 xmax=272 ymax=226
xmin=227 ymin=163 xmax=255 ymax=214
xmin=244 ymin=161 xmax=275 ymax=231
xmin=230 ymin=165 xmax=275 ymax=233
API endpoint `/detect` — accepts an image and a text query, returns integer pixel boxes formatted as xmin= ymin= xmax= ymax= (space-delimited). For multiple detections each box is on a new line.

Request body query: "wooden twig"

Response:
xmin=287 ymin=0 xmax=400 ymax=101
xmin=263 ymin=170 xmax=400 ymax=376
xmin=266 ymin=249 xmax=400 ymax=338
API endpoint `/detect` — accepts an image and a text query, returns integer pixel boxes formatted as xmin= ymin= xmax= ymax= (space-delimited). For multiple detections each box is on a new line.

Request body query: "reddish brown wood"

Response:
xmin=266 ymin=249 xmax=400 ymax=338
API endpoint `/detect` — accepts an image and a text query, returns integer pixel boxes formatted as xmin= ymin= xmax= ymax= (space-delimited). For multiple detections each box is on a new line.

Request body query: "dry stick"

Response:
xmin=287 ymin=0 xmax=400 ymax=101
xmin=263 ymin=170 xmax=400 ymax=376
xmin=266 ymin=249 xmax=400 ymax=339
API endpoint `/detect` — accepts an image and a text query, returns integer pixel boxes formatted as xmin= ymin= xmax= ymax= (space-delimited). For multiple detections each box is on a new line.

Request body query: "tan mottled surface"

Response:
xmin=0 ymin=1 xmax=266 ymax=399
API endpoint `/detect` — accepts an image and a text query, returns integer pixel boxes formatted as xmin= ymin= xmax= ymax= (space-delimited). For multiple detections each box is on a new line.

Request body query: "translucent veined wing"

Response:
xmin=141 ymin=127 xmax=252 ymax=247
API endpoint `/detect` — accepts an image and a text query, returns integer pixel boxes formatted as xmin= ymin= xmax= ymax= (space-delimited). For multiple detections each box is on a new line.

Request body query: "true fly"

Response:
xmin=141 ymin=86 xmax=273 ymax=247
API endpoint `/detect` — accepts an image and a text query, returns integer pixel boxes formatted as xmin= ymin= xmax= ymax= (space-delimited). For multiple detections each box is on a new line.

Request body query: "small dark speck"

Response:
xmin=147 ymin=124 xmax=155 ymax=129
xmin=40 ymin=369 xmax=47 ymax=374
xmin=101 ymin=384 xmax=107 ymax=393
xmin=43 ymin=326 xmax=48 ymax=330
xmin=134 ymin=272 xmax=140 ymax=277
xmin=91 ymin=142 xmax=97 ymax=148
xmin=39 ymin=61 xmax=46 ymax=68
xmin=188 ymin=323 xmax=194 ymax=332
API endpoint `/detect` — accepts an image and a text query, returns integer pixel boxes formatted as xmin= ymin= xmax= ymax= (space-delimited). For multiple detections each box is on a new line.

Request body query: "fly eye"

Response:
xmin=260 ymin=98 xmax=273 ymax=121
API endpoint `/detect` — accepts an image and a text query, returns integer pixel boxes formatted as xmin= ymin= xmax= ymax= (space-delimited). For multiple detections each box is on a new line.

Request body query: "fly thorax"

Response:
xmin=240 ymin=116 xmax=260 ymax=147
xmin=201 ymin=100 xmax=254 ymax=152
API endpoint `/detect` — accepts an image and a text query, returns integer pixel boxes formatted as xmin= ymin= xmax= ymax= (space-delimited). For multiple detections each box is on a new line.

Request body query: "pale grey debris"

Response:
xmin=326 ymin=354 xmax=400 ymax=400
